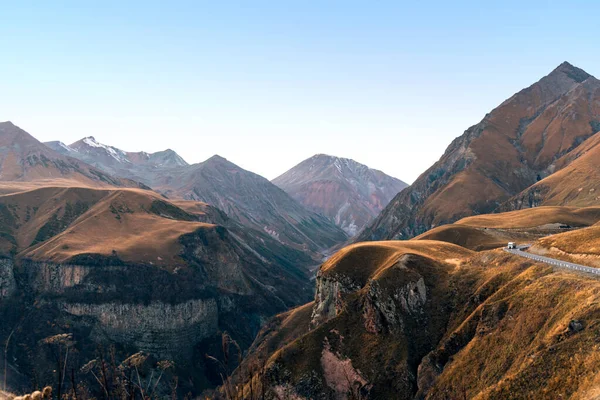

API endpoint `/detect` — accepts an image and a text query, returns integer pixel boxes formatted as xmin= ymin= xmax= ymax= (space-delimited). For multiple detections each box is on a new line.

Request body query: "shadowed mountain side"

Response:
xmin=150 ymin=155 xmax=348 ymax=255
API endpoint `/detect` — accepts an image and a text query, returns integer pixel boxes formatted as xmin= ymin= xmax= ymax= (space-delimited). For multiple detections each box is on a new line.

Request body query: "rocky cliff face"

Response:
xmin=62 ymin=299 xmax=218 ymax=358
xmin=273 ymin=155 xmax=407 ymax=236
xmin=357 ymin=62 xmax=600 ymax=241
xmin=22 ymin=259 xmax=219 ymax=358
xmin=0 ymin=258 xmax=15 ymax=299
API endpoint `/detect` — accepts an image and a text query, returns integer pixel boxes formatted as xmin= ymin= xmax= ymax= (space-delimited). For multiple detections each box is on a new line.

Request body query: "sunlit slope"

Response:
xmin=414 ymin=206 xmax=600 ymax=251
xmin=358 ymin=62 xmax=600 ymax=241
xmin=506 ymin=131 xmax=600 ymax=209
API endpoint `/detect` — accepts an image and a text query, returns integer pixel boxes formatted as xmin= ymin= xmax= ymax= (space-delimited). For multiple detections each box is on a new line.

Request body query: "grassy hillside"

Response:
xmin=230 ymin=235 xmax=600 ymax=399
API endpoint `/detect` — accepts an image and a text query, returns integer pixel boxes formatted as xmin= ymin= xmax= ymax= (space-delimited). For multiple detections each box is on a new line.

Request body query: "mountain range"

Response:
xmin=47 ymin=138 xmax=357 ymax=254
xmin=0 ymin=122 xmax=145 ymax=189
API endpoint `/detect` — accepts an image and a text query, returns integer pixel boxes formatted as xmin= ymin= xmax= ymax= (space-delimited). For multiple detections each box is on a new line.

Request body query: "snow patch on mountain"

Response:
xmin=81 ymin=137 xmax=130 ymax=163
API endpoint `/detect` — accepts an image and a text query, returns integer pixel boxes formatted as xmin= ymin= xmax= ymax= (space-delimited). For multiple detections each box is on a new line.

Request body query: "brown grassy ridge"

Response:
xmin=0 ymin=184 xmax=216 ymax=267
xmin=22 ymin=188 xmax=213 ymax=267
xmin=319 ymin=240 xmax=473 ymax=283
xmin=508 ymin=120 xmax=600 ymax=208
xmin=454 ymin=206 xmax=600 ymax=228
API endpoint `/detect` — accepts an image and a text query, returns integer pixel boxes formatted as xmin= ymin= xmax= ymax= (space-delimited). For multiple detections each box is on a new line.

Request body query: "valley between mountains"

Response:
xmin=3 ymin=61 xmax=600 ymax=399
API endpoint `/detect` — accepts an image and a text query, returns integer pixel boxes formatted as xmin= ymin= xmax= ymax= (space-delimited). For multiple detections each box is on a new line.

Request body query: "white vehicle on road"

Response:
xmin=507 ymin=242 xmax=516 ymax=249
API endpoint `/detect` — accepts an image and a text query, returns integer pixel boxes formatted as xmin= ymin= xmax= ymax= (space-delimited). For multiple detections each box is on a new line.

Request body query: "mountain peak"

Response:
xmin=273 ymin=154 xmax=407 ymax=236
xmin=549 ymin=61 xmax=591 ymax=83
xmin=205 ymin=154 xmax=228 ymax=164
xmin=312 ymin=153 xmax=335 ymax=159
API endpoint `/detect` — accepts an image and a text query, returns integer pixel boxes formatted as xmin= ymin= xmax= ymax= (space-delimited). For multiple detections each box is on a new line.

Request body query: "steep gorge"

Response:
xmin=0 ymin=186 xmax=315 ymax=395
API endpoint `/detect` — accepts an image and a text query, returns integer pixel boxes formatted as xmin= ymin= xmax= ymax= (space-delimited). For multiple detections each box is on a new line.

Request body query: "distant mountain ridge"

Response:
xmin=273 ymin=154 xmax=407 ymax=236
xmin=357 ymin=61 xmax=600 ymax=241
xmin=46 ymin=136 xmax=188 ymax=184
xmin=0 ymin=121 xmax=145 ymax=189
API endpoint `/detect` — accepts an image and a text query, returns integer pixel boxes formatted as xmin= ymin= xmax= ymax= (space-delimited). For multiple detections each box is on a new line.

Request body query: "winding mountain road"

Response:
xmin=505 ymin=245 xmax=600 ymax=276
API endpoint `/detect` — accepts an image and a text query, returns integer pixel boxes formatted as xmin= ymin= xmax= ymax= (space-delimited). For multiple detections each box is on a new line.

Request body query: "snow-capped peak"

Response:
xmin=78 ymin=136 xmax=130 ymax=163
xmin=82 ymin=136 xmax=102 ymax=148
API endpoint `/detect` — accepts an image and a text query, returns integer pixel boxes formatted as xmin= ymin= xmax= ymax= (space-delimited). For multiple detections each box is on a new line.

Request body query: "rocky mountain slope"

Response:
xmin=0 ymin=122 xmax=145 ymax=189
xmin=48 ymin=140 xmax=348 ymax=255
xmin=230 ymin=208 xmax=600 ymax=399
xmin=273 ymin=154 xmax=407 ymax=236
xmin=502 ymin=125 xmax=600 ymax=210
xmin=0 ymin=185 xmax=315 ymax=394
xmin=357 ymin=62 xmax=600 ymax=241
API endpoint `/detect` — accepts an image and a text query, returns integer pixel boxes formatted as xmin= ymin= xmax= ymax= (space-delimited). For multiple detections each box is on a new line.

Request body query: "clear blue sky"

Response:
xmin=1 ymin=1 xmax=598 ymax=182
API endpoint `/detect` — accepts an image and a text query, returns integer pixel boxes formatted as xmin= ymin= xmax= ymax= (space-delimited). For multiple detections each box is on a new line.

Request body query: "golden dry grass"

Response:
xmin=537 ymin=225 xmax=600 ymax=255
xmin=411 ymin=206 xmax=600 ymax=253
xmin=517 ymin=132 xmax=600 ymax=208
xmin=20 ymin=188 xmax=213 ymax=266
xmin=169 ymin=199 xmax=211 ymax=216
xmin=0 ymin=179 xmax=114 ymax=195
xmin=240 ymin=240 xmax=600 ymax=399
xmin=455 ymin=206 xmax=600 ymax=228
xmin=428 ymin=254 xmax=600 ymax=400
xmin=0 ymin=390 xmax=14 ymax=400
xmin=414 ymin=225 xmax=509 ymax=251
xmin=0 ymin=184 xmax=216 ymax=267
xmin=320 ymin=240 xmax=473 ymax=284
